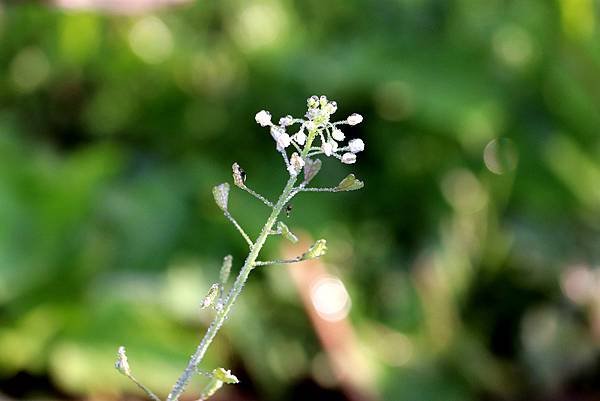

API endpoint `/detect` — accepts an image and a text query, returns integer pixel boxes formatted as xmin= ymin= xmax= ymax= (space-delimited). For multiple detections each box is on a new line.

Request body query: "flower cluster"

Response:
xmin=255 ymin=95 xmax=365 ymax=175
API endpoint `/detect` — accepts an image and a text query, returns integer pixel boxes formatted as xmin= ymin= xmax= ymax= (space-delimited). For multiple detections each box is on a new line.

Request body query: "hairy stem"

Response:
xmin=166 ymin=131 xmax=317 ymax=401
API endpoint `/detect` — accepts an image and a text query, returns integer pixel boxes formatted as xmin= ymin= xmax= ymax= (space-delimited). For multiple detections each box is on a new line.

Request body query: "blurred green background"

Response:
xmin=2 ymin=0 xmax=600 ymax=400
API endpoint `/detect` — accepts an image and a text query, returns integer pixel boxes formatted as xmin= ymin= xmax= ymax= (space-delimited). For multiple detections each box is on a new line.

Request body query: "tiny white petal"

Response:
xmin=322 ymin=142 xmax=333 ymax=156
xmin=294 ymin=130 xmax=307 ymax=145
xmin=347 ymin=113 xmax=363 ymax=125
xmin=319 ymin=95 xmax=328 ymax=107
xmin=277 ymin=133 xmax=291 ymax=149
xmin=305 ymin=121 xmax=316 ymax=131
xmin=341 ymin=152 xmax=357 ymax=164
xmin=279 ymin=115 xmax=293 ymax=126
xmin=332 ymin=128 xmax=345 ymax=141
xmin=330 ymin=139 xmax=338 ymax=152
xmin=348 ymin=138 xmax=365 ymax=153
xmin=255 ymin=110 xmax=272 ymax=126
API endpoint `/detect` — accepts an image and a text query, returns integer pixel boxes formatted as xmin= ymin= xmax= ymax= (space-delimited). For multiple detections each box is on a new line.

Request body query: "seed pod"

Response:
xmin=201 ymin=283 xmax=221 ymax=309
xmin=220 ymin=255 xmax=233 ymax=285
xmin=212 ymin=183 xmax=230 ymax=211
xmin=335 ymin=174 xmax=364 ymax=191
xmin=303 ymin=158 xmax=322 ymax=183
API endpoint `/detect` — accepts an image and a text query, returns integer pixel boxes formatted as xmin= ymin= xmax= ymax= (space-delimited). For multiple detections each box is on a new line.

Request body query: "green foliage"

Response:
xmin=2 ymin=1 xmax=600 ymax=400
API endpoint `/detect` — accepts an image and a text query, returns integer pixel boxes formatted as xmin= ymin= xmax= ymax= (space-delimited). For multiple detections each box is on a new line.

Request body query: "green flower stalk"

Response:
xmin=115 ymin=96 xmax=365 ymax=401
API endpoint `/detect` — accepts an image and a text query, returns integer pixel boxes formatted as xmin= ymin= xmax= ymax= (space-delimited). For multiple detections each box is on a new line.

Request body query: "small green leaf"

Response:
xmin=212 ymin=183 xmax=230 ymax=211
xmin=199 ymin=368 xmax=239 ymax=400
xmin=212 ymin=368 xmax=239 ymax=384
xmin=200 ymin=377 xmax=224 ymax=400
xmin=303 ymin=158 xmax=322 ymax=183
xmin=335 ymin=174 xmax=364 ymax=191
xmin=220 ymin=255 xmax=233 ymax=285
xmin=200 ymin=284 xmax=220 ymax=309
xmin=303 ymin=239 xmax=327 ymax=259
xmin=277 ymin=221 xmax=298 ymax=243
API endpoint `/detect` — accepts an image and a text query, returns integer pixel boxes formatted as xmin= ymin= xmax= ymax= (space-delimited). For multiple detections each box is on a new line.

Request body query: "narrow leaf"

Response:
xmin=220 ymin=255 xmax=233 ymax=284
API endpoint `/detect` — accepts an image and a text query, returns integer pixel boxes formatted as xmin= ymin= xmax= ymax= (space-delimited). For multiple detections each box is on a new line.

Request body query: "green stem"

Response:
xmin=166 ymin=130 xmax=317 ymax=401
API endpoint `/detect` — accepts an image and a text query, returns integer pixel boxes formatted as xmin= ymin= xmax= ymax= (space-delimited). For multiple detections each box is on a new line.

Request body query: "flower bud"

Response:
xmin=287 ymin=152 xmax=305 ymax=176
xmin=332 ymin=128 xmax=345 ymax=141
xmin=348 ymin=138 xmax=365 ymax=153
xmin=346 ymin=113 xmax=363 ymax=125
xmin=303 ymin=239 xmax=328 ymax=259
xmin=255 ymin=110 xmax=271 ymax=126
xmin=307 ymin=95 xmax=319 ymax=109
xmin=341 ymin=153 xmax=357 ymax=164
xmin=294 ymin=130 xmax=307 ymax=145
xmin=115 ymin=346 xmax=131 ymax=376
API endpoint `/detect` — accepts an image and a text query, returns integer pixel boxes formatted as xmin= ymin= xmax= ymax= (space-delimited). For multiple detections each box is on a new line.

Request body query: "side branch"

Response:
xmin=240 ymin=186 xmax=274 ymax=208
xmin=224 ymin=211 xmax=254 ymax=247
xmin=254 ymin=256 xmax=303 ymax=267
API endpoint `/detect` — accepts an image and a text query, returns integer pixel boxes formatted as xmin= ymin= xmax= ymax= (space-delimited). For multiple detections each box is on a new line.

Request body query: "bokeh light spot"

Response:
xmin=232 ymin=2 xmax=287 ymax=52
xmin=492 ymin=25 xmax=535 ymax=69
xmin=441 ymin=169 xmax=487 ymax=214
xmin=129 ymin=16 xmax=173 ymax=64
xmin=10 ymin=47 xmax=50 ymax=93
xmin=310 ymin=275 xmax=351 ymax=322
xmin=483 ymin=138 xmax=518 ymax=175
xmin=373 ymin=81 xmax=414 ymax=121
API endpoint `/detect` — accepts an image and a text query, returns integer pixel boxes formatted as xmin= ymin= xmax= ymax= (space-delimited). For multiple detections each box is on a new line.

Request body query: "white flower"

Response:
xmin=305 ymin=109 xmax=319 ymax=121
xmin=294 ymin=130 xmax=307 ymax=145
xmin=341 ymin=152 xmax=357 ymax=164
xmin=279 ymin=115 xmax=293 ymax=126
xmin=271 ymin=125 xmax=284 ymax=139
xmin=255 ymin=110 xmax=272 ymax=126
xmin=329 ymin=139 xmax=338 ymax=152
xmin=276 ymin=133 xmax=291 ymax=149
xmin=271 ymin=126 xmax=291 ymax=149
xmin=322 ymin=142 xmax=333 ymax=156
xmin=304 ymin=121 xmax=316 ymax=131
xmin=347 ymin=113 xmax=363 ymax=125
xmin=348 ymin=138 xmax=365 ymax=153
xmin=332 ymin=128 xmax=345 ymax=141
xmin=287 ymin=152 xmax=305 ymax=176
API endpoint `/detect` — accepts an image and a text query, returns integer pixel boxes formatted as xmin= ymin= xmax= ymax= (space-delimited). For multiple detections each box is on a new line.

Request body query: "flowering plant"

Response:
xmin=115 ymin=96 xmax=365 ymax=401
